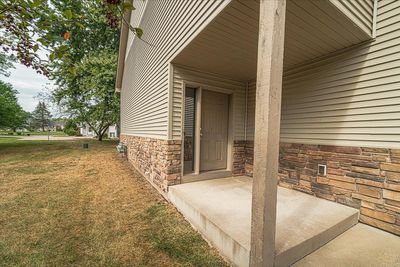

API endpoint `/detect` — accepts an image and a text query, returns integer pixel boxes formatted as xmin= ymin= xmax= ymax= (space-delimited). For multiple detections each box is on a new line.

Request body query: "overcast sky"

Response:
xmin=2 ymin=62 xmax=53 ymax=112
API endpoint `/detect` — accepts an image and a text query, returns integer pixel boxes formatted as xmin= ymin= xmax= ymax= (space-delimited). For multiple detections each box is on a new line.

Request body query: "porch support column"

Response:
xmin=250 ymin=0 xmax=286 ymax=267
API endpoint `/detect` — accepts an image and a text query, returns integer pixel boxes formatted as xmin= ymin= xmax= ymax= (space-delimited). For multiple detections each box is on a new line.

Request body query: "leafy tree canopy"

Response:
xmin=0 ymin=80 xmax=29 ymax=131
xmin=53 ymin=50 xmax=119 ymax=141
xmin=0 ymin=53 xmax=14 ymax=77
xmin=1 ymin=0 xmax=140 ymax=140
xmin=0 ymin=0 xmax=140 ymax=75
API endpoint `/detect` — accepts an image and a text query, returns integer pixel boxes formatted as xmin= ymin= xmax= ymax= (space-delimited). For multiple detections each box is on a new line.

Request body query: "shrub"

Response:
xmin=64 ymin=127 xmax=78 ymax=136
xmin=64 ymin=119 xmax=79 ymax=136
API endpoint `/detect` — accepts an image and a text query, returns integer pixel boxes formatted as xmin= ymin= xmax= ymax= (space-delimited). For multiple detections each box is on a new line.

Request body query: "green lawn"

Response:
xmin=0 ymin=131 xmax=68 ymax=137
xmin=0 ymin=137 xmax=20 ymax=144
xmin=0 ymin=138 xmax=226 ymax=267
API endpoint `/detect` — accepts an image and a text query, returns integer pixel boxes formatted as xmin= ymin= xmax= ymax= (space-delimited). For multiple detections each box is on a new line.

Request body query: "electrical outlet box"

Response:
xmin=318 ymin=164 xmax=327 ymax=176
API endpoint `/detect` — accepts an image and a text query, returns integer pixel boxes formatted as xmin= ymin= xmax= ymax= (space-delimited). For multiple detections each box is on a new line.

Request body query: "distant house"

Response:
xmin=107 ymin=125 xmax=117 ymax=138
xmin=116 ymin=0 xmax=399 ymax=266
xmin=79 ymin=124 xmax=94 ymax=137
xmin=50 ymin=118 xmax=66 ymax=132
xmin=79 ymin=123 xmax=118 ymax=139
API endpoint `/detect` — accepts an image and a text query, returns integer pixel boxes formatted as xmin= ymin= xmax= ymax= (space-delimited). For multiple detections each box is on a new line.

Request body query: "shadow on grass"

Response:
xmin=142 ymin=203 xmax=227 ymax=267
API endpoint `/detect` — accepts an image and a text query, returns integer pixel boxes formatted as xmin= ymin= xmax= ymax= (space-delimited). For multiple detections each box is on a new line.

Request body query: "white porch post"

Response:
xmin=250 ymin=0 xmax=286 ymax=266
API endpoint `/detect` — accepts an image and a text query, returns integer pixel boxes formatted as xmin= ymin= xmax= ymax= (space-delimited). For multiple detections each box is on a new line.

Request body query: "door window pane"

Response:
xmin=184 ymin=88 xmax=196 ymax=174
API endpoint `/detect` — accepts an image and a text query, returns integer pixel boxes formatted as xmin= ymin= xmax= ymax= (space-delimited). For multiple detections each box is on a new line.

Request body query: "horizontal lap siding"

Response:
xmin=172 ymin=67 xmax=246 ymax=140
xmin=329 ymin=0 xmax=375 ymax=36
xmin=121 ymin=0 xmax=228 ymax=139
xmin=247 ymin=0 xmax=400 ymax=148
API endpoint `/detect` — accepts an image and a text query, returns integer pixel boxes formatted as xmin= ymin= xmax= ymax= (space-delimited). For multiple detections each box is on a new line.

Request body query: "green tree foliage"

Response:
xmin=46 ymin=1 xmax=128 ymax=141
xmin=0 ymin=81 xmax=29 ymax=131
xmin=0 ymin=53 xmax=14 ymax=77
xmin=63 ymin=118 xmax=79 ymax=136
xmin=54 ymin=50 xmax=119 ymax=141
xmin=1 ymin=0 xmax=141 ymax=141
xmin=0 ymin=0 xmax=140 ymax=75
xmin=31 ymin=101 xmax=52 ymax=131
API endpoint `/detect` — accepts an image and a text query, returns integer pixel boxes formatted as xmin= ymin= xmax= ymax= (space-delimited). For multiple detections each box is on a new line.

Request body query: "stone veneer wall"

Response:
xmin=233 ymin=140 xmax=254 ymax=177
xmin=120 ymin=135 xmax=181 ymax=193
xmin=233 ymin=141 xmax=247 ymax=176
xmin=237 ymin=141 xmax=400 ymax=236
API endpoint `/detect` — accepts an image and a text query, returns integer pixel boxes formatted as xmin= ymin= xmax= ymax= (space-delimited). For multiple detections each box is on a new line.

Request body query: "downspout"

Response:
xmin=372 ymin=0 xmax=378 ymax=38
xmin=167 ymin=64 xmax=174 ymax=140
xmin=244 ymin=81 xmax=249 ymax=141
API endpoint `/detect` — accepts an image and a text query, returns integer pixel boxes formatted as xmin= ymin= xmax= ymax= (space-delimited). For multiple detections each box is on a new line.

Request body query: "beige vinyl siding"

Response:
xmin=246 ymin=0 xmax=400 ymax=148
xmin=172 ymin=66 xmax=246 ymax=140
xmin=121 ymin=0 xmax=230 ymax=138
xmin=329 ymin=0 xmax=375 ymax=36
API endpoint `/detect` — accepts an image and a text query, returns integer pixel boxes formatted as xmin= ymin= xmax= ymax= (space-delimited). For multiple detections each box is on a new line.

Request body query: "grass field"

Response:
xmin=0 ymin=131 xmax=68 ymax=137
xmin=0 ymin=138 xmax=226 ymax=266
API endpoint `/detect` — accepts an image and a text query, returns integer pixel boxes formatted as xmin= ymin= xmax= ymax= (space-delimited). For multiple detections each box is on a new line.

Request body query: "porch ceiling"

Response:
xmin=172 ymin=0 xmax=372 ymax=81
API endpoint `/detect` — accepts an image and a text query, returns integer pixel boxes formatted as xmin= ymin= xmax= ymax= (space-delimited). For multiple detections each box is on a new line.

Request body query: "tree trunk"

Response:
xmin=97 ymin=127 xmax=105 ymax=141
xmin=97 ymin=125 xmax=109 ymax=141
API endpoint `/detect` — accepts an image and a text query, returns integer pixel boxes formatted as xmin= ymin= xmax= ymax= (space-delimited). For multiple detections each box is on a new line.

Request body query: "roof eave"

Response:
xmin=115 ymin=0 xmax=133 ymax=93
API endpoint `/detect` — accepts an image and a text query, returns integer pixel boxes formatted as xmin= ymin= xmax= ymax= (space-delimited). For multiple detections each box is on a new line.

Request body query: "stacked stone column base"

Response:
xmin=120 ymin=135 xmax=181 ymax=194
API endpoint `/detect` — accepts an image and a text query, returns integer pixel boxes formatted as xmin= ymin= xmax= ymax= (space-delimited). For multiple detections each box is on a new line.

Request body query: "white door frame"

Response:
xmin=181 ymin=82 xmax=234 ymax=178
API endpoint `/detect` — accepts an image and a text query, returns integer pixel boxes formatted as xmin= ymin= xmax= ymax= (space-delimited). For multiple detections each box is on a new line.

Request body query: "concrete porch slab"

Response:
xmin=168 ymin=176 xmax=359 ymax=267
xmin=293 ymin=223 xmax=400 ymax=267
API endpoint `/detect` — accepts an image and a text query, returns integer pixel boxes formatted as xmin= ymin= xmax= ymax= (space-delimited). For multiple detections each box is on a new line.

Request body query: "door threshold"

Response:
xmin=182 ymin=170 xmax=232 ymax=184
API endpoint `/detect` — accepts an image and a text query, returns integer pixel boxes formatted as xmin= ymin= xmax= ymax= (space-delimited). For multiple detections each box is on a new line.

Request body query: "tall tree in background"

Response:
xmin=31 ymin=101 xmax=51 ymax=131
xmin=54 ymin=50 xmax=119 ymax=141
xmin=0 ymin=53 xmax=14 ymax=77
xmin=0 ymin=81 xmax=29 ymax=131
xmin=48 ymin=1 xmax=124 ymax=141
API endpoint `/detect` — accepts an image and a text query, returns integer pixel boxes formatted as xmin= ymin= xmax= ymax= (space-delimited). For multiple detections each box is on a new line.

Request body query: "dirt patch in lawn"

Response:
xmin=0 ymin=140 xmax=227 ymax=266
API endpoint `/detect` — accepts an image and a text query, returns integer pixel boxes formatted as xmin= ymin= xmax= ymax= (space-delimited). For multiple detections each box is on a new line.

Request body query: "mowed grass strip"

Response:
xmin=0 ymin=138 xmax=227 ymax=267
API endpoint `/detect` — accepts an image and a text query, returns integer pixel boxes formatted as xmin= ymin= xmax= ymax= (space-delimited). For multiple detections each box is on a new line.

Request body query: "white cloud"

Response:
xmin=2 ymin=62 xmax=54 ymax=112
